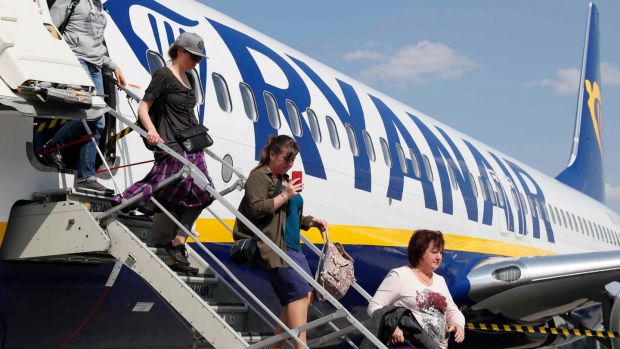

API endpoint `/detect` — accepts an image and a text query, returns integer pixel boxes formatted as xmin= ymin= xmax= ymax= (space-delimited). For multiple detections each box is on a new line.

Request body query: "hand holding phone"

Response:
xmin=292 ymin=171 xmax=303 ymax=192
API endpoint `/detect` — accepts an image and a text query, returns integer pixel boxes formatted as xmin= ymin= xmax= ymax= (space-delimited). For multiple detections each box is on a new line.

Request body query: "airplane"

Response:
xmin=0 ymin=0 xmax=619 ymax=348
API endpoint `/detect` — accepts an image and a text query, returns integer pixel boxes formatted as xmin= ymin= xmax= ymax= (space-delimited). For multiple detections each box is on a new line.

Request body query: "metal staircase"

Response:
xmin=0 ymin=20 xmax=388 ymax=342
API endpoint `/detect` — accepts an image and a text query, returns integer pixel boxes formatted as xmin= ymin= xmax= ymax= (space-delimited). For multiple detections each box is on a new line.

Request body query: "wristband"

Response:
xmin=280 ymin=193 xmax=288 ymax=203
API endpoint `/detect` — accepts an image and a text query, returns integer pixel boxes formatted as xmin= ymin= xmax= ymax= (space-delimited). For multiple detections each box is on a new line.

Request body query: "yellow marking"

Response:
xmin=0 ymin=221 xmax=6 ymax=248
xmin=550 ymin=328 xmax=558 ymax=335
xmin=585 ymin=80 xmax=603 ymax=153
xmin=527 ymin=326 xmax=535 ymax=333
xmin=467 ymin=323 xmax=475 ymax=330
xmin=538 ymin=327 xmax=546 ymax=334
xmin=49 ymin=119 xmax=58 ymax=128
xmin=596 ymin=331 xmax=604 ymax=337
xmin=608 ymin=331 xmax=615 ymax=338
xmin=574 ymin=329 xmax=581 ymax=336
xmin=61 ymin=119 xmax=69 ymax=125
xmin=37 ymin=123 xmax=46 ymax=132
xmin=480 ymin=324 xmax=488 ymax=330
xmin=503 ymin=325 xmax=511 ymax=332
xmin=585 ymin=330 xmax=592 ymax=337
xmin=491 ymin=324 xmax=499 ymax=331
xmin=562 ymin=329 xmax=570 ymax=335
xmin=515 ymin=325 xmax=523 ymax=332
xmin=190 ymin=219 xmax=555 ymax=256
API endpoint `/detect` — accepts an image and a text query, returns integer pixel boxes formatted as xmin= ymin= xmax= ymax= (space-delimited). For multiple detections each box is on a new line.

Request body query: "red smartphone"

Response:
xmin=292 ymin=171 xmax=303 ymax=186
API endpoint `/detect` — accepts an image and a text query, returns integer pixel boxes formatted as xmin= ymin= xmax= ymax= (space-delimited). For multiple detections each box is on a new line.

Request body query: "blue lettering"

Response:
xmin=208 ymin=20 xmax=327 ymax=178
xmin=506 ymin=161 xmax=554 ymax=242
xmin=463 ymin=141 xmax=495 ymax=226
xmin=369 ymin=97 xmax=436 ymax=209
xmin=407 ymin=117 xmax=477 ymax=221
xmin=289 ymin=57 xmax=371 ymax=191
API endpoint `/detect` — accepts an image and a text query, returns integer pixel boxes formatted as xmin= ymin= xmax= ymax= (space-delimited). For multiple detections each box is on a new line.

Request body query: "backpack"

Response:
xmin=315 ymin=229 xmax=355 ymax=301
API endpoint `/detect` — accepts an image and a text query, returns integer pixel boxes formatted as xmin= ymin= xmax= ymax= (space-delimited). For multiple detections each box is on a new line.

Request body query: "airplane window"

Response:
xmin=325 ymin=116 xmax=340 ymax=149
xmin=564 ymin=211 xmax=573 ymax=230
xmin=495 ymin=183 xmax=505 ymax=206
xmin=548 ymin=204 xmax=556 ymax=224
xmin=447 ymin=163 xmax=458 ymax=190
xmin=422 ymin=155 xmax=434 ymax=182
xmin=469 ymin=173 xmax=478 ymax=197
xmin=554 ymin=207 xmax=561 ymax=226
xmin=578 ymin=217 xmax=585 ymax=234
xmin=344 ymin=124 xmax=360 ymax=157
xmin=146 ymin=49 xmax=165 ymax=74
xmin=395 ymin=144 xmax=408 ymax=173
xmin=379 ymin=137 xmax=392 ymax=168
xmin=520 ymin=194 xmax=530 ymax=214
xmin=409 ymin=149 xmax=422 ymax=178
xmin=212 ymin=73 xmax=232 ymax=112
xmin=603 ymin=226 xmax=610 ymax=243
xmin=264 ymin=92 xmax=281 ymax=129
xmin=584 ymin=220 xmax=591 ymax=236
xmin=362 ymin=131 xmax=376 ymax=162
xmin=306 ymin=108 xmax=322 ymax=143
xmin=588 ymin=221 xmax=594 ymax=237
xmin=510 ymin=188 xmax=519 ymax=209
xmin=559 ymin=209 xmax=567 ymax=227
xmin=285 ymin=100 xmax=303 ymax=137
xmin=239 ymin=82 xmax=258 ymax=121
xmin=485 ymin=179 xmax=496 ymax=205
xmin=478 ymin=177 xmax=488 ymax=201
xmin=571 ymin=214 xmax=578 ymax=232
xmin=187 ymin=69 xmax=205 ymax=106
xmin=539 ymin=202 xmax=547 ymax=221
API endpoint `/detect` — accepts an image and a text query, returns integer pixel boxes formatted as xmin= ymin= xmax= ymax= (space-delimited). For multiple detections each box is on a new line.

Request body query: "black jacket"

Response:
xmin=360 ymin=305 xmax=441 ymax=349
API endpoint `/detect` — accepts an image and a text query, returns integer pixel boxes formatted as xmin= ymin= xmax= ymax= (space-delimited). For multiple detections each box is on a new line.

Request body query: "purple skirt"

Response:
xmin=114 ymin=152 xmax=213 ymax=212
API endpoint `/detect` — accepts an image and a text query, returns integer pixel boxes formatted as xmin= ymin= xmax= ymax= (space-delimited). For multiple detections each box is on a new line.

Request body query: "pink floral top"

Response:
xmin=368 ymin=266 xmax=465 ymax=348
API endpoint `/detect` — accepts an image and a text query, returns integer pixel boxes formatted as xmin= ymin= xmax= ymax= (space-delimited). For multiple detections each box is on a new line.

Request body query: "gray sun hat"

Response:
xmin=173 ymin=32 xmax=208 ymax=58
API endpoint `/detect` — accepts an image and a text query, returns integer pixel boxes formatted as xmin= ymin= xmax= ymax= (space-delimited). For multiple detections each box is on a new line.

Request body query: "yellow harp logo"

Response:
xmin=585 ymin=79 xmax=602 ymax=153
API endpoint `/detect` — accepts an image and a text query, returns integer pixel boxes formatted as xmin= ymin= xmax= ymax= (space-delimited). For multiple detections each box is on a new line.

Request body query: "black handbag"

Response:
xmin=177 ymin=124 xmax=213 ymax=153
xmin=229 ymin=238 xmax=258 ymax=269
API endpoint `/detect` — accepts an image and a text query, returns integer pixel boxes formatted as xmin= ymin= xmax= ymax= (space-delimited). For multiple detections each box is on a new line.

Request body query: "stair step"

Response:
xmin=205 ymin=300 xmax=248 ymax=313
xmin=240 ymin=332 xmax=274 ymax=344
xmin=177 ymin=274 xmax=219 ymax=284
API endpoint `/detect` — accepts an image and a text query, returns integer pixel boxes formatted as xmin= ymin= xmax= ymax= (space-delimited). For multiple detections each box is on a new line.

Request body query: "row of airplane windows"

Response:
xmin=209 ymin=72 xmax=620 ymax=246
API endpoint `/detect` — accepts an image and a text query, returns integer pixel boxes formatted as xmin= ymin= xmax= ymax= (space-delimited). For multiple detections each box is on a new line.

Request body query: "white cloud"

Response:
xmin=355 ymin=41 xmax=478 ymax=85
xmin=342 ymin=49 xmax=385 ymax=61
xmin=606 ymin=183 xmax=620 ymax=214
xmin=602 ymin=62 xmax=620 ymax=86
xmin=527 ymin=62 xmax=620 ymax=96
xmin=529 ymin=68 xmax=580 ymax=96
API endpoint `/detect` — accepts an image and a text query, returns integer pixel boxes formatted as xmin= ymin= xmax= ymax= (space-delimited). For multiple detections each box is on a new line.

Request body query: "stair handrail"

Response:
xmin=104 ymin=89 xmax=386 ymax=348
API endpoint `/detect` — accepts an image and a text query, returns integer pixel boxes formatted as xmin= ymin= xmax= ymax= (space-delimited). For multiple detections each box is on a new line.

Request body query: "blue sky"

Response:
xmin=201 ymin=1 xmax=620 ymax=212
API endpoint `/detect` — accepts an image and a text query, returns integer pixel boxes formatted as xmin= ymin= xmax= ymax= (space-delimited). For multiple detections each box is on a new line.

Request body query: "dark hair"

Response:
xmin=253 ymin=135 xmax=299 ymax=171
xmin=407 ymin=229 xmax=445 ymax=267
xmin=168 ymin=45 xmax=180 ymax=59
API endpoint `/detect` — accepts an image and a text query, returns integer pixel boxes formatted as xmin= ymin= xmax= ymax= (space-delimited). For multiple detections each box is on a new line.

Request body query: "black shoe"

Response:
xmin=170 ymin=263 xmax=199 ymax=275
xmin=37 ymin=141 xmax=64 ymax=169
xmin=164 ymin=242 xmax=190 ymax=265
xmin=76 ymin=178 xmax=114 ymax=195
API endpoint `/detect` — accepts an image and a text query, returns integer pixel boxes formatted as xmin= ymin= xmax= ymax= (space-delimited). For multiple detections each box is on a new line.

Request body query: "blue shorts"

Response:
xmin=267 ymin=248 xmax=313 ymax=306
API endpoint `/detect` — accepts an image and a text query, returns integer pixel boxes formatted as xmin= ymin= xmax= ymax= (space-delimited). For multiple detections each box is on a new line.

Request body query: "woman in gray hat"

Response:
xmin=113 ymin=32 xmax=212 ymax=273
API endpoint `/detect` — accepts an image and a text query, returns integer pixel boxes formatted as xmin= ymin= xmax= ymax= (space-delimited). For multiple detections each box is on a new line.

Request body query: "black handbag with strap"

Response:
xmin=176 ymin=124 xmax=213 ymax=153
xmin=229 ymin=237 xmax=258 ymax=269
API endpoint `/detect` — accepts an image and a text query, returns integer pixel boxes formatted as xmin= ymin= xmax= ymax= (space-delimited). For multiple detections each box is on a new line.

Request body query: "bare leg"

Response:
xmin=268 ymin=292 xmax=312 ymax=349
xmin=267 ymin=308 xmax=288 ymax=349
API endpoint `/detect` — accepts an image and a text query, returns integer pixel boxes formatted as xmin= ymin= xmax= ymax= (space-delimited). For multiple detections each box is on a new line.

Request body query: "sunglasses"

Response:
xmin=182 ymin=48 xmax=203 ymax=62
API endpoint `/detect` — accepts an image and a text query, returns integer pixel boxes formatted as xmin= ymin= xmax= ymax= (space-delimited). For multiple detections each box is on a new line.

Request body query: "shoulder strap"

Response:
xmin=314 ymin=229 xmax=330 ymax=281
xmin=58 ymin=0 xmax=80 ymax=35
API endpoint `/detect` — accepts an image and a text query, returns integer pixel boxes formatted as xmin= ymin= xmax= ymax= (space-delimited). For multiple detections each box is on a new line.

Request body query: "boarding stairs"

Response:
xmin=0 ymin=115 xmax=385 ymax=347
xmin=0 ymin=2 xmax=385 ymax=344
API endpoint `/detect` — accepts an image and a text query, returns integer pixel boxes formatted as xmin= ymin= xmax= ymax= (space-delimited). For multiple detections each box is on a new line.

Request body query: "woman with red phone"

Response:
xmin=233 ymin=135 xmax=327 ymax=349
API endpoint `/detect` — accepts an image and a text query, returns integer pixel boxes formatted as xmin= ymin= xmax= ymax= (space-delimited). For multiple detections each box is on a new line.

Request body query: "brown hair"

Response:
xmin=407 ymin=229 xmax=445 ymax=267
xmin=168 ymin=45 xmax=180 ymax=59
xmin=253 ymin=135 xmax=299 ymax=172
